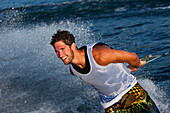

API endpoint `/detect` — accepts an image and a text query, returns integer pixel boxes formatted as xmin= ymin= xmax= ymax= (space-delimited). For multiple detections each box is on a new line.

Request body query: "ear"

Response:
xmin=71 ymin=43 xmax=76 ymax=49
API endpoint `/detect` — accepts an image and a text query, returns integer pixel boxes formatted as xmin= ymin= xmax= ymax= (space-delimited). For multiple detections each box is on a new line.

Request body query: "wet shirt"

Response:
xmin=70 ymin=42 xmax=137 ymax=108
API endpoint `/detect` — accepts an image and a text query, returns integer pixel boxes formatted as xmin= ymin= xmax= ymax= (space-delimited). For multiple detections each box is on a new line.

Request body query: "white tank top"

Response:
xmin=70 ymin=42 xmax=137 ymax=108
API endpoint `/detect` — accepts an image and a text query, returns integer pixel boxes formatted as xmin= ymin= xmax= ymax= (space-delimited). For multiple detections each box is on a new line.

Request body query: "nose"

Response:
xmin=57 ymin=51 xmax=64 ymax=58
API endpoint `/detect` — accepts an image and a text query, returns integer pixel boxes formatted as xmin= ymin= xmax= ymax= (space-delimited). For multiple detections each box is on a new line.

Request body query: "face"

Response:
xmin=54 ymin=41 xmax=74 ymax=65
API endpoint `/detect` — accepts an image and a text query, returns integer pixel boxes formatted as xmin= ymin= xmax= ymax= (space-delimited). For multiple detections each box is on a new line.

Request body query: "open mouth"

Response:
xmin=62 ymin=56 xmax=67 ymax=60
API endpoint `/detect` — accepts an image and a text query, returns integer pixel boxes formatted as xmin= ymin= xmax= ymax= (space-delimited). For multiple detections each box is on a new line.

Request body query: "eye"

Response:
xmin=61 ymin=48 xmax=65 ymax=51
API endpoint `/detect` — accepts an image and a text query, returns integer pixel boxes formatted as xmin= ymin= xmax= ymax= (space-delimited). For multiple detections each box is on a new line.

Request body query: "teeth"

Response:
xmin=62 ymin=57 xmax=67 ymax=60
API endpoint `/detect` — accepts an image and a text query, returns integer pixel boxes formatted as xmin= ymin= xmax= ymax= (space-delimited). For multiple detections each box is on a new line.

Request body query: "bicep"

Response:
xmin=93 ymin=48 xmax=139 ymax=66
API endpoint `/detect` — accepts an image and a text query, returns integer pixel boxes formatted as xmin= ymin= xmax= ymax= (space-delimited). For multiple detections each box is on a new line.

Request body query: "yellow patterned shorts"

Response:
xmin=105 ymin=83 xmax=160 ymax=113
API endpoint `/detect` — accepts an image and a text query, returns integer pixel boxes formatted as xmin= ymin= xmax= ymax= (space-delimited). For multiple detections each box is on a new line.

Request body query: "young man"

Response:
xmin=50 ymin=30 xmax=160 ymax=113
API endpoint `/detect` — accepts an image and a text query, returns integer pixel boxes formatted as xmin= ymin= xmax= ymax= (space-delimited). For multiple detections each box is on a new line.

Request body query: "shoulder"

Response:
xmin=91 ymin=43 xmax=135 ymax=65
xmin=92 ymin=44 xmax=112 ymax=53
xmin=92 ymin=44 xmax=116 ymax=66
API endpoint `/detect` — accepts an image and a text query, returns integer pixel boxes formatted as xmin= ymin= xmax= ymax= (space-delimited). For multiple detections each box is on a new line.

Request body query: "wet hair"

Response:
xmin=50 ymin=30 xmax=75 ymax=47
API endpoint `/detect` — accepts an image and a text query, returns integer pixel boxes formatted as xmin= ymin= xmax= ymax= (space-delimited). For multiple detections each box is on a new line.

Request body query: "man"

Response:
xmin=50 ymin=30 xmax=160 ymax=113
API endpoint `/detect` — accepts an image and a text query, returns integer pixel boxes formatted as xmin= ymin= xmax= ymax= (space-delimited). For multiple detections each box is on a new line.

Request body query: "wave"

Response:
xmin=0 ymin=13 xmax=169 ymax=112
xmin=0 ymin=0 xmax=170 ymax=29
xmin=155 ymin=5 xmax=170 ymax=10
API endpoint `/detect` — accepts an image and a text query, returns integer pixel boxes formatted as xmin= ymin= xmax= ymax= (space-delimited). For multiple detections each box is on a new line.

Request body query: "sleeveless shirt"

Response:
xmin=70 ymin=42 xmax=137 ymax=108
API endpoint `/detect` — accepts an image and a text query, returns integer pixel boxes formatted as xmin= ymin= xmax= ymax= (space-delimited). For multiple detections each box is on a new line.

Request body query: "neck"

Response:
xmin=71 ymin=48 xmax=86 ymax=69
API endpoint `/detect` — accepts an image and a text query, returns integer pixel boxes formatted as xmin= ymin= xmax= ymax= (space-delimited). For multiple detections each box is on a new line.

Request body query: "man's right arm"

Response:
xmin=92 ymin=46 xmax=145 ymax=70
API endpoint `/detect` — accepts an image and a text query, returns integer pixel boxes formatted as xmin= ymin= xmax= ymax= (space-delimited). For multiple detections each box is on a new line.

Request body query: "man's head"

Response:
xmin=50 ymin=30 xmax=75 ymax=65
xmin=50 ymin=30 xmax=75 ymax=47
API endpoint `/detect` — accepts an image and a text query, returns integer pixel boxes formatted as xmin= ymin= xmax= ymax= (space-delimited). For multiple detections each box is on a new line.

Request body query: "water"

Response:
xmin=0 ymin=0 xmax=169 ymax=113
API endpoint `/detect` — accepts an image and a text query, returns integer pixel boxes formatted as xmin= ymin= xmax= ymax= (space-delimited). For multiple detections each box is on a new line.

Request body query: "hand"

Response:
xmin=128 ymin=65 xmax=137 ymax=72
xmin=128 ymin=60 xmax=146 ymax=72
xmin=139 ymin=60 xmax=146 ymax=67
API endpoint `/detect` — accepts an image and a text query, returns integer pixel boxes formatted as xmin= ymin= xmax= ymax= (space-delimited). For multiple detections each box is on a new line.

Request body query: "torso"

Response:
xmin=70 ymin=42 xmax=137 ymax=108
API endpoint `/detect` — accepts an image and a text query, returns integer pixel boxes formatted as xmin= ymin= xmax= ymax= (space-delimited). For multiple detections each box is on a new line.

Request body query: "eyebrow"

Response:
xmin=55 ymin=47 xmax=65 ymax=52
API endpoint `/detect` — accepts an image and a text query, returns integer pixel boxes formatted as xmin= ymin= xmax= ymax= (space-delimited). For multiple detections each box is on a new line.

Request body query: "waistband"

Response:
xmin=100 ymin=80 xmax=137 ymax=109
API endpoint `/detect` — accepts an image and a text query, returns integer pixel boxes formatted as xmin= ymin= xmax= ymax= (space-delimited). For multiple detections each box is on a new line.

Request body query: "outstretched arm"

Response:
xmin=92 ymin=45 xmax=145 ymax=71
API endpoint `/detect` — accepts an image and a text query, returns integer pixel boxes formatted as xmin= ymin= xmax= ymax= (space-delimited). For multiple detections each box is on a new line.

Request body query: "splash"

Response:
xmin=0 ymin=19 xmax=103 ymax=112
xmin=0 ymin=20 xmax=97 ymax=74
xmin=138 ymin=79 xmax=169 ymax=113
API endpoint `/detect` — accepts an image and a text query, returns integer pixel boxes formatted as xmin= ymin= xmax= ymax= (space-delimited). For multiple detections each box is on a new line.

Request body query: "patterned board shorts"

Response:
xmin=105 ymin=83 xmax=160 ymax=113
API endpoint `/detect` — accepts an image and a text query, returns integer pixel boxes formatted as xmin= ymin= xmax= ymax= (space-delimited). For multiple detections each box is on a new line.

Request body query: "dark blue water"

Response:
xmin=0 ymin=0 xmax=169 ymax=113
